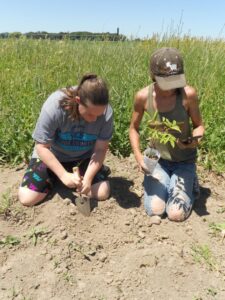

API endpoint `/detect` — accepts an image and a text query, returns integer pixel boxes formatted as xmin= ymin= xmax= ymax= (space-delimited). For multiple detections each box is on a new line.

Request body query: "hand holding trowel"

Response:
xmin=73 ymin=166 xmax=91 ymax=217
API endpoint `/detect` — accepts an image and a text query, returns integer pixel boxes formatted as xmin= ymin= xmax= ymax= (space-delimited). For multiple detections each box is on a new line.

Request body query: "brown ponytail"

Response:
xmin=59 ymin=86 xmax=79 ymax=121
xmin=59 ymin=73 xmax=109 ymax=121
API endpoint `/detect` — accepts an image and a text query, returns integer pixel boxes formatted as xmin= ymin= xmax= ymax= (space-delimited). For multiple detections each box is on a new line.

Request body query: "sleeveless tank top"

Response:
xmin=146 ymin=83 xmax=196 ymax=162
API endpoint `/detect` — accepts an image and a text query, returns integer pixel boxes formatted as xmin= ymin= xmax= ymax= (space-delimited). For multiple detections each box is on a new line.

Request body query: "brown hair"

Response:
xmin=59 ymin=73 xmax=109 ymax=120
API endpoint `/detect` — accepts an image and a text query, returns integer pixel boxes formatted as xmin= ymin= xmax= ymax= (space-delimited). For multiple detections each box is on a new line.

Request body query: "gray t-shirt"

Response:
xmin=32 ymin=89 xmax=113 ymax=162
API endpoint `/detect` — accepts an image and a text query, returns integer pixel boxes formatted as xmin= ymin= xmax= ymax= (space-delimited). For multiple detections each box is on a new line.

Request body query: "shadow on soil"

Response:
xmin=108 ymin=176 xmax=141 ymax=208
xmin=40 ymin=178 xmax=210 ymax=218
xmin=44 ymin=176 xmax=141 ymax=211
xmin=193 ymin=185 xmax=211 ymax=216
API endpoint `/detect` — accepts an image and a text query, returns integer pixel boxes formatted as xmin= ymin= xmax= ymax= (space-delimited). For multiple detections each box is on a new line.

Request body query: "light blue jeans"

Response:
xmin=144 ymin=158 xmax=199 ymax=222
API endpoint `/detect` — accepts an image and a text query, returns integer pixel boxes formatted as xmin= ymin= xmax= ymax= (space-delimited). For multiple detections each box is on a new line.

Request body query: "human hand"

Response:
xmin=77 ymin=177 xmax=92 ymax=195
xmin=60 ymin=171 xmax=82 ymax=188
xmin=177 ymin=136 xmax=202 ymax=149
xmin=138 ymin=159 xmax=150 ymax=175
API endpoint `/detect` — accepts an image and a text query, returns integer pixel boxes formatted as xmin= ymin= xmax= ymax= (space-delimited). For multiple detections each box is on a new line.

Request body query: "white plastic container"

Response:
xmin=143 ymin=148 xmax=160 ymax=175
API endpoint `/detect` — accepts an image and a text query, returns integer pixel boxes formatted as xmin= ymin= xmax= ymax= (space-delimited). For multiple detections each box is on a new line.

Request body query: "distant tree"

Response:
xmin=0 ymin=31 xmax=127 ymax=41
xmin=9 ymin=32 xmax=22 ymax=38
xmin=0 ymin=32 xmax=9 ymax=38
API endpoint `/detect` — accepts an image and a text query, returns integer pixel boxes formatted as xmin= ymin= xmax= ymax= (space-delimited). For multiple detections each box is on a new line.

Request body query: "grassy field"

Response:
xmin=0 ymin=37 xmax=225 ymax=172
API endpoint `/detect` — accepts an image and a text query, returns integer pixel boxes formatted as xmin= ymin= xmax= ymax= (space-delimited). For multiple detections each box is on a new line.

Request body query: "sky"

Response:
xmin=1 ymin=0 xmax=225 ymax=39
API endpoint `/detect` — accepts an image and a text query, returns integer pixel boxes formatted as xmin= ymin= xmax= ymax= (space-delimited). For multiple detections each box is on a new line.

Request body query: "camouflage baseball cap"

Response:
xmin=150 ymin=47 xmax=186 ymax=91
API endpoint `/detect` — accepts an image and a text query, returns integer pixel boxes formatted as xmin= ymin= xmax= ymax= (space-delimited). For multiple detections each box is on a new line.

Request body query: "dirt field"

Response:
xmin=0 ymin=152 xmax=225 ymax=300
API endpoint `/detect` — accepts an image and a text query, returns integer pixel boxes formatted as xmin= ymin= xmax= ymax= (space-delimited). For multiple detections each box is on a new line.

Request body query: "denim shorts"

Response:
xmin=143 ymin=158 xmax=199 ymax=220
xmin=21 ymin=158 xmax=110 ymax=194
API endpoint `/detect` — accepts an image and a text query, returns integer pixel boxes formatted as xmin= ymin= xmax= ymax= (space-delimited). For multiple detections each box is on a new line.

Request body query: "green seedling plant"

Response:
xmin=68 ymin=241 xmax=91 ymax=261
xmin=216 ymin=207 xmax=225 ymax=214
xmin=209 ymin=222 xmax=225 ymax=233
xmin=28 ymin=227 xmax=48 ymax=246
xmin=207 ymin=287 xmax=217 ymax=297
xmin=62 ymin=271 xmax=74 ymax=285
xmin=146 ymin=111 xmax=182 ymax=148
xmin=0 ymin=188 xmax=12 ymax=215
xmin=209 ymin=222 xmax=225 ymax=241
xmin=191 ymin=244 xmax=218 ymax=272
xmin=53 ymin=260 xmax=60 ymax=269
xmin=0 ymin=235 xmax=20 ymax=247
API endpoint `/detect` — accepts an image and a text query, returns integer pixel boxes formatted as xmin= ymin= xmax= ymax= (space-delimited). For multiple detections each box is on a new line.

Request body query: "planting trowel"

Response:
xmin=73 ymin=166 xmax=91 ymax=217
xmin=75 ymin=194 xmax=91 ymax=217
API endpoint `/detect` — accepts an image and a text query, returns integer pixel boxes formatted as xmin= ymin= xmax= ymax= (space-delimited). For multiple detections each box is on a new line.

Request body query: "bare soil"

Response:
xmin=0 ymin=152 xmax=225 ymax=300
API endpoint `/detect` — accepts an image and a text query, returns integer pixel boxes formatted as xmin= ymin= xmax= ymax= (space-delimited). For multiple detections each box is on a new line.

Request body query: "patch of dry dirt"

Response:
xmin=0 ymin=152 xmax=225 ymax=300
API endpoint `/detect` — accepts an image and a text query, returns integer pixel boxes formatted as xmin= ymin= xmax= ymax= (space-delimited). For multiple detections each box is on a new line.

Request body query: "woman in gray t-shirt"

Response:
xmin=18 ymin=73 xmax=113 ymax=207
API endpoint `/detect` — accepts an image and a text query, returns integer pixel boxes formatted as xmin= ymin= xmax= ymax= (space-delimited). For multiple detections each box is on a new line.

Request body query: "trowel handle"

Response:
xmin=72 ymin=166 xmax=80 ymax=177
xmin=72 ymin=166 xmax=82 ymax=195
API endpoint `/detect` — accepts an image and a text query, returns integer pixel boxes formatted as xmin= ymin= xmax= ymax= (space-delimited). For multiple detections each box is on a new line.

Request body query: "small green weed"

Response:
xmin=191 ymin=244 xmax=218 ymax=271
xmin=28 ymin=227 xmax=48 ymax=246
xmin=207 ymin=287 xmax=217 ymax=297
xmin=209 ymin=222 xmax=225 ymax=236
xmin=216 ymin=207 xmax=225 ymax=214
xmin=53 ymin=260 xmax=60 ymax=269
xmin=63 ymin=271 xmax=74 ymax=284
xmin=0 ymin=188 xmax=12 ymax=214
xmin=0 ymin=235 xmax=20 ymax=246
xmin=68 ymin=241 xmax=91 ymax=261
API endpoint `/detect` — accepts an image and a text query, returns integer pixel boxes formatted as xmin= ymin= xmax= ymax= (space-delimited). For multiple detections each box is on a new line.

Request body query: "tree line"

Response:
xmin=0 ymin=31 xmax=127 ymax=41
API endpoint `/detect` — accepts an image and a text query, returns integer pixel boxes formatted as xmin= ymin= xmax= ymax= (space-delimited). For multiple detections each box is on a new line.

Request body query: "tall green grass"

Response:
xmin=0 ymin=37 xmax=225 ymax=172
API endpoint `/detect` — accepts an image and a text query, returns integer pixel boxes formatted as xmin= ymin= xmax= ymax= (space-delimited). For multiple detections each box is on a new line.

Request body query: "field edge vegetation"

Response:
xmin=0 ymin=37 xmax=225 ymax=173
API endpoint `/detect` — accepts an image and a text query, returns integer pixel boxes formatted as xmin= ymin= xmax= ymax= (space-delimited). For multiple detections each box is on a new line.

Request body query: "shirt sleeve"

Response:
xmin=98 ymin=104 xmax=114 ymax=141
xmin=32 ymin=92 xmax=63 ymax=144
